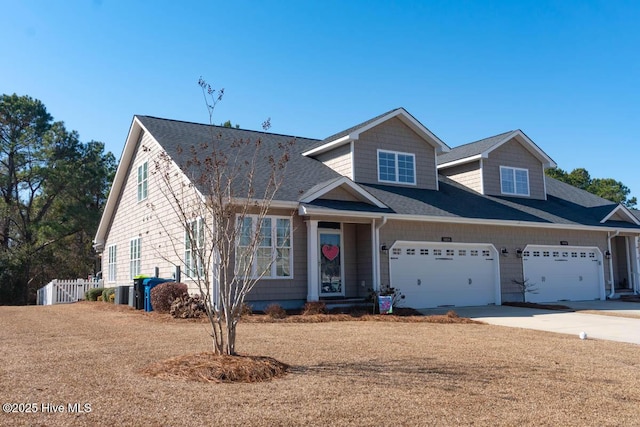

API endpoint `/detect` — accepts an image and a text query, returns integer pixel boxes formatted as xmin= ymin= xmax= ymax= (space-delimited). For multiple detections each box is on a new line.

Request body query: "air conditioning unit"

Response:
xmin=114 ymin=285 xmax=129 ymax=305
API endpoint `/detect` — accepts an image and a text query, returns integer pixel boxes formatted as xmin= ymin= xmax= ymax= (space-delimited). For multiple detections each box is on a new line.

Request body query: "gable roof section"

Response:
xmin=438 ymin=130 xmax=557 ymax=169
xmin=298 ymin=176 xmax=387 ymax=208
xmin=94 ymin=116 xmax=145 ymax=251
xmin=601 ymin=205 xmax=640 ymax=225
xmin=302 ymin=108 xmax=450 ymax=157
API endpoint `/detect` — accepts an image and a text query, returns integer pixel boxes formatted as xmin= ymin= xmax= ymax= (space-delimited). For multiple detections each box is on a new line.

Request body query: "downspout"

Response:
xmin=374 ymin=216 xmax=388 ymax=293
xmin=607 ymin=230 xmax=620 ymax=299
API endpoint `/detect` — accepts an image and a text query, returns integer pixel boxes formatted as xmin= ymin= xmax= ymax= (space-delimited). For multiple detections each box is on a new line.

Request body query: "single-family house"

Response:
xmin=94 ymin=108 xmax=640 ymax=309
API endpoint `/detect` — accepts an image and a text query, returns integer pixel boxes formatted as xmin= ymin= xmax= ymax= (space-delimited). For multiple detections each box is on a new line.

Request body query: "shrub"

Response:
xmin=240 ymin=303 xmax=253 ymax=317
xmin=150 ymin=282 xmax=188 ymax=313
xmin=302 ymin=301 xmax=327 ymax=315
xmin=85 ymin=287 xmax=104 ymax=302
xmin=264 ymin=304 xmax=287 ymax=319
xmin=101 ymin=287 xmax=116 ymax=304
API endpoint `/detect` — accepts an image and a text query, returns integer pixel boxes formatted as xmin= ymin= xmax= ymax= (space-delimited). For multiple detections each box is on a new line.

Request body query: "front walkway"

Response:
xmin=420 ymin=300 xmax=640 ymax=345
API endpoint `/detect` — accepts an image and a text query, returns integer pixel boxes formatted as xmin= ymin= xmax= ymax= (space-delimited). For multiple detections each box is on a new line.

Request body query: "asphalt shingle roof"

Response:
xmin=137 ymin=115 xmax=342 ymax=201
xmin=137 ymin=115 xmax=638 ymax=230
xmin=437 ymin=131 xmax=514 ymax=165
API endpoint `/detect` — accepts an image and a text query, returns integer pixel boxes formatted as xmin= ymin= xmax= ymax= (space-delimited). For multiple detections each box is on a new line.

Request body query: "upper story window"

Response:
xmin=500 ymin=166 xmax=529 ymax=196
xmin=377 ymin=149 xmax=416 ymax=185
xmin=137 ymin=162 xmax=148 ymax=202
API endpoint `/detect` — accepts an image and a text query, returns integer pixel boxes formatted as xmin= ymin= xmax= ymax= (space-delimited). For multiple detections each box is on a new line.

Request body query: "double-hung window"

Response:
xmin=185 ymin=218 xmax=205 ymax=278
xmin=130 ymin=237 xmax=141 ymax=279
xmin=500 ymin=166 xmax=530 ymax=196
xmin=107 ymin=245 xmax=117 ymax=282
xmin=137 ymin=162 xmax=148 ymax=202
xmin=377 ymin=149 xmax=416 ymax=185
xmin=236 ymin=215 xmax=292 ymax=278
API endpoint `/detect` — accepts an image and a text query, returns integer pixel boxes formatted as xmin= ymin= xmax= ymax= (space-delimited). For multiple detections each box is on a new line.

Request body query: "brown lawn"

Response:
xmin=1 ymin=302 xmax=639 ymax=426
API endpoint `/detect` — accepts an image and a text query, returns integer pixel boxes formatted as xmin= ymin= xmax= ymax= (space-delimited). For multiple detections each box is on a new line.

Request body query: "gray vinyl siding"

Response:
xmin=315 ymin=144 xmax=352 ymax=179
xmin=355 ymin=223 xmax=373 ymax=297
xmin=319 ymin=186 xmax=360 ymax=202
xmin=439 ymin=161 xmax=482 ymax=193
xmin=379 ymin=219 xmax=610 ymax=302
xmin=353 ymin=117 xmax=438 ymax=190
xmin=483 ymin=140 xmax=546 ymax=200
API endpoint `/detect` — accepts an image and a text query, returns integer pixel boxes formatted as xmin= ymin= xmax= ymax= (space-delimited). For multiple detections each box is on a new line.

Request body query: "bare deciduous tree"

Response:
xmin=149 ymin=78 xmax=294 ymax=355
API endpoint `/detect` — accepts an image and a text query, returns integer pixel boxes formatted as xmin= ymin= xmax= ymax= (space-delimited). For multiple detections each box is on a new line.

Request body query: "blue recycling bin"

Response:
xmin=143 ymin=278 xmax=175 ymax=312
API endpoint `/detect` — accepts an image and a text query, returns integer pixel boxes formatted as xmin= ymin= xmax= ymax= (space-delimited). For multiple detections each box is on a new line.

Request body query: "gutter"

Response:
xmin=607 ymin=230 xmax=620 ymax=299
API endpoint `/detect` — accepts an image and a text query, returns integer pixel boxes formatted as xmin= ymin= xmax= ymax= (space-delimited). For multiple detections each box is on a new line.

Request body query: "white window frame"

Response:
xmin=137 ymin=161 xmax=148 ymax=202
xmin=236 ymin=215 xmax=293 ymax=279
xmin=377 ymin=149 xmax=416 ymax=185
xmin=130 ymin=237 xmax=141 ymax=279
xmin=185 ymin=217 xmax=205 ymax=278
xmin=500 ymin=166 xmax=530 ymax=196
xmin=107 ymin=244 xmax=117 ymax=283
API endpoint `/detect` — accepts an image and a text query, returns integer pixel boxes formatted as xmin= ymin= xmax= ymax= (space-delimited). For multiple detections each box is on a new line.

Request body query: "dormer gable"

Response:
xmin=438 ymin=130 xmax=557 ymax=200
xmin=303 ymin=108 xmax=450 ymax=191
xmin=601 ymin=205 xmax=640 ymax=225
xmin=298 ymin=176 xmax=387 ymax=208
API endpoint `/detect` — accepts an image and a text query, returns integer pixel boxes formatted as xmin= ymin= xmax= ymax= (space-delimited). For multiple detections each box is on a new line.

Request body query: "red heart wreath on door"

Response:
xmin=322 ymin=244 xmax=339 ymax=261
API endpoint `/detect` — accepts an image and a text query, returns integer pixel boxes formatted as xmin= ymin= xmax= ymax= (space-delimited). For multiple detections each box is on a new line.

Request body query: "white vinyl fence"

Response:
xmin=37 ymin=279 xmax=103 ymax=305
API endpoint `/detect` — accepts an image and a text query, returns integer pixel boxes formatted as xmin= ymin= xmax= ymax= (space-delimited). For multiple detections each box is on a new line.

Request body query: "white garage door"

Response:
xmin=389 ymin=241 xmax=500 ymax=309
xmin=522 ymin=245 xmax=605 ymax=303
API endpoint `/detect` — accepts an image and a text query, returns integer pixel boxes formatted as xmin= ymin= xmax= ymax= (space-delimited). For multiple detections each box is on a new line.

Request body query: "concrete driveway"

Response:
xmin=420 ymin=300 xmax=640 ymax=345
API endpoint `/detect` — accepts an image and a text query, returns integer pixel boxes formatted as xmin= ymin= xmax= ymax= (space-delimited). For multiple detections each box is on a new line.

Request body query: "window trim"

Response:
xmin=137 ymin=161 xmax=148 ymax=202
xmin=185 ymin=217 xmax=205 ymax=279
xmin=129 ymin=237 xmax=141 ymax=280
xmin=107 ymin=244 xmax=117 ymax=283
xmin=500 ymin=166 xmax=530 ymax=196
xmin=236 ymin=215 xmax=293 ymax=279
xmin=377 ymin=149 xmax=416 ymax=185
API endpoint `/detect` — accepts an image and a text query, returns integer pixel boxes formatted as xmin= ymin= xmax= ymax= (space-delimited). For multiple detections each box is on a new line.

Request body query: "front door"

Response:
xmin=319 ymin=230 xmax=344 ymax=296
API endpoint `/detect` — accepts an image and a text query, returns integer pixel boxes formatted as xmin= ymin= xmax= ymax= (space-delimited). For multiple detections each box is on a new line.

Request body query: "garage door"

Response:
xmin=522 ymin=245 xmax=605 ymax=303
xmin=389 ymin=241 xmax=500 ymax=309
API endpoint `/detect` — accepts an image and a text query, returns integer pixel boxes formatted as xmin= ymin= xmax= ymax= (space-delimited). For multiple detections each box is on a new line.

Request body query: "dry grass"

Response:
xmin=1 ymin=302 xmax=639 ymax=426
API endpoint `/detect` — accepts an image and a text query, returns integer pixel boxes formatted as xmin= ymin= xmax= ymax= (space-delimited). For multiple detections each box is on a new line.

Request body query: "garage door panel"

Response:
xmin=522 ymin=245 xmax=603 ymax=303
xmin=390 ymin=242 xmax=498 ymax=308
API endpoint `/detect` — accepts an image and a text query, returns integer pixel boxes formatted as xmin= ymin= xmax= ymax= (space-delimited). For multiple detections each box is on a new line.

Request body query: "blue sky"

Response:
xmin=2 ymin=0 xmax=639 ymax=200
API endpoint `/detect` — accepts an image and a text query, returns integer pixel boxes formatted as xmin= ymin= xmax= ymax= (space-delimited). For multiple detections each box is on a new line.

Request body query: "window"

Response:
xmin=137 ymin=162 xmax=148 ymax=202
xmin=185 ymin=218 xmax=205 ymax=278
xmin=236 ymin=215 xmax=292 ymax=278
xmin=107 ymin=245 xmax=117 ymax=282
xmin=500 ymin=166 xmax=529 ymax=196
xmin=130 ymin=237 xmax=141 ymax=279
xmin=377 ymin=150 xmax=416 ymax=185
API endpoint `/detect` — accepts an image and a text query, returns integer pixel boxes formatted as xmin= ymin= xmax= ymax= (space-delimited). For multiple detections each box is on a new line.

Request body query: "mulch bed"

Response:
xmin=139 ymin=353 xmax=289 ymax=383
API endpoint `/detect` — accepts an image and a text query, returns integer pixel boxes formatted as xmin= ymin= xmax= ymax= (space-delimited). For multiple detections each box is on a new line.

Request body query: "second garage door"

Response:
xmin=522 ymin=245 xmax=605 ymax=303
xmin=389 ymin=241 xmax=500 ymax=309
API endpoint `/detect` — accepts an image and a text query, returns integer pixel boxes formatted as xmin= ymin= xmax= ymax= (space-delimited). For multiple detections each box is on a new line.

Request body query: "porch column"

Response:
xmin=371 ymin=219 xmax=378 ymax=292
xmin=306 ymin=219 xmax=319 ymax=301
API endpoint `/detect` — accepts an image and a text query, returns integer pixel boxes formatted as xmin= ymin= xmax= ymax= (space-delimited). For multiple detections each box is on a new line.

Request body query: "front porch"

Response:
xmin=304 ymin=218 xmax=384 ymax=303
